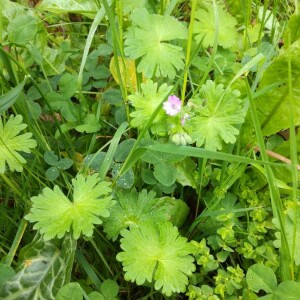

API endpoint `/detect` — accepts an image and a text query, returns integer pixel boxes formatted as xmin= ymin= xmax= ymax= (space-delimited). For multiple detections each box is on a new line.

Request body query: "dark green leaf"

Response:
xmin=0 ymin=78 xmax=27 ymax=113
xmin=46 ymin=167 xmax=59 ymax=181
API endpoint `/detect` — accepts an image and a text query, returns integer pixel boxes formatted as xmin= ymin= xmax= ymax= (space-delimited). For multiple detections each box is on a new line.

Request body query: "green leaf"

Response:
xmin=255 ymin=40 xmax=300 ymax=136
xmin=273 ymin=206 xmax=300 ymax=265
xmin=112 ymin=163 xmax=135 ymax=189
xmin=101 ymin=279 xmax=119 ymax=298
xmin=0 ymin=114 xmax=37 ymax=173
xmin=103 ymin=189 xmax=168 ymax=240
xmin=0 ymin=78 xmax=27 ymax=113
xmin=25 ymin=173 xmax=114 ymax=240
xmin=59 ymin=74 xmax=78 ymax=99
xmin=88 ymin=292 xmax=104 ymax=300
xmin=186 ymin=80 xmax=245 ymax=151
xmin=44 ymin=151 xmax=74 ymax=169
xmin=272 ymin=281 xmax=300 ymax=300
xmin=75 ymin=114 xmax=101 ymax=133
xmin=0 ymin=264 xmax=15 ymax=290
xmin=284 ymin=13 xmax=300 ymax=46
xmin=153 ymin=162 xmax=177 ymax=186
xmin=46 ymin=167 xmax=60 ymax=181
xmin=56 ymin=282 xmax=83 ymax=300
xmin=194 ymin=3 xmax=237 ymax=48
xmin=116 ymin=222 xmax=195 ymax=296
xmin=0 ymin=233 xmax=76 ymax=300
xmin=124 ymin=8 xmax=187 ymax=79
xmin=129 ymin=80 xmax=172 ymax=132
xmin=7 ymin=14 xmax=38 ymax=45
xmin=246 ymin=264 xmax=277 ymax=293
xmin=114 ymin=139 xmax=135 ymax=162
xmin=37 ymin=0 xmax=98 ymax=18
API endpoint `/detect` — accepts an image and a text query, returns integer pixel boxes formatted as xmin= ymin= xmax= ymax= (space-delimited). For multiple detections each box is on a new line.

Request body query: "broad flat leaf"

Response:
xmin=123 ymin=0 xmax=146 ymax=14
xmin=129 ymin=80 xmax=172 ymax=132
xmin=75 ymin=114 xmax=101 ymax=133
xmin=124 ymin=8 xmax=187 ymax=79
xmin=0 ymin=78 xmax=27 ymax=113
xmin=37 ymin=0 xmax=98 ymax=18
xmin=194 ymin=3 xmax=237 ymax=48
xmin=111 ymin=163 xmax=135 ymax=189
xmin=7 ymin=15 xmax=38 ymax=45
xmin=59 ymin=73 xmax=78 ymax=99
xmin=109 ymin=56 xmax=141 ymax=91
xmin=44 ymin=151 xmax=73 ymax=169
xmin=273 ymin=206 xmax=300 ymax=265
xmin=255 ymin=40 xmax=300 ymax=136
xmin=272 ymin=281 xmax=300 ymax=300
xmin=186 ymin=80 xmax=245 ymax=150
xmin=101 ymin=279 xmax=119 ymax=298
xmin=25 ymin=174 xmax=114 ymax=240
xmin=153 ymin=162 xmax=177 ymax=186
xmin=0 ymin=115 xmax=37 ymax=173
xmin=103 ymin=189 xmax=168 ymax=240
xmin=45 ymin=167 xmax=60 ymax=181
xmin=116 ymin=222 xmax=195 ymax=296
xmin=246 ymin=264 xmax=277 ymax=293
xmin=284 ymin=14 xmax=300 ymax=46
xmin=0 ymin=264 xmax=15 ymax=290
xmin=0 ymin=233 xmax=76 ymax=300
xmin=56 ymin=282 xmax=83 ymax=300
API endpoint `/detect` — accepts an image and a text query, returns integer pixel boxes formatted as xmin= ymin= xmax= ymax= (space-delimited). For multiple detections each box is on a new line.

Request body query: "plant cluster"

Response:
xmin=0 ymin=0 xmax=300 ymax=299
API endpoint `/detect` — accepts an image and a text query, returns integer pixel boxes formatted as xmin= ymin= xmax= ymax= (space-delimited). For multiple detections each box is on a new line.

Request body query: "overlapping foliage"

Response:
xmin=1 ymin=0 xmax=300 ymax=299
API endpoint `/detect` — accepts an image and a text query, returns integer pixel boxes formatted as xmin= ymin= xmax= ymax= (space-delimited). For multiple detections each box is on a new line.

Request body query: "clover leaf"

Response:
xmin=124 ymin=8 xmax=187 ymax=79
xmin=194 ymin=3 xmax=237 ymax=49
xmin=116 ymin=222 xmax=195 ymax=296
xmin=0 ymin=115 xmax=37 ymax=174
xmin=186 ymin=80 xmax=245 ymax=151
xmin=25 ymin=174 xmax=114 ymax=240
xmin=129 ymin=80 xmax=172 ymax=134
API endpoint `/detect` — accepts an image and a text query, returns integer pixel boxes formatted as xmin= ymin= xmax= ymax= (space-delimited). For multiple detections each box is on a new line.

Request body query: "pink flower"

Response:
xmin=163 ymin=95 xmax=182 ymax=116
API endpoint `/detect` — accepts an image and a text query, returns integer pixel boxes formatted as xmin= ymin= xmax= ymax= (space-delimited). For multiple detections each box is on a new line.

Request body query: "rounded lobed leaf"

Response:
xmin=116 ymin=222 xmax=195 ymax=296
xmin=26 ymin=174 xmax=114 ymax=240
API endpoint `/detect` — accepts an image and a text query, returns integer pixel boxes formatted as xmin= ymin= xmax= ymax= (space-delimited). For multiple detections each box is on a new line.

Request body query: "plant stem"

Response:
xmin=181 ymin=0 xmax=196 ymax=103
xmin=2 ymin=218 xmax=27 ymax=266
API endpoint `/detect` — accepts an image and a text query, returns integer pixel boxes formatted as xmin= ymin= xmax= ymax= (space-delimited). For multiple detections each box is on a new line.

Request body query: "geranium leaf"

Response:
xmin=129 ymin=80 xmax=172 ymax=134
xmin=103 ymin=189 xmax=167 ymax=240
xmin=0 ymin=114 xmax=37 ymax=173
xmin=124 ymin=8 xmax=187 ymax=79
xmin=186 ymin=80 xmax=245 ymax=151
xmin=117 ymin=222 xmax=195 ymax=296
xmin=25 ymin=173 xmax=114 ymax=240
xmin=194 ymin=3 xmax=237 ymax=48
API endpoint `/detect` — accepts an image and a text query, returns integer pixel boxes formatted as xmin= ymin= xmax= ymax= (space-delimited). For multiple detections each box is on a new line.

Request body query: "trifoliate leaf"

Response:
xmin=186 ymin=80 xmax=245 ymax=151
xmin=129 ymin=80 xmax=172 ymax=133
xmin=124 ymin=8 xmax=187 ymax=79
xmin=0 ymin=115 xmax=37 ymax=173
xmin=116 ymin=222 xmax=195 ymax=296
xmin=25 ymin=174 xmax=114 ymax=240
xmin=103 ymin=189 xmax=168 ymax=240
xmin=194 ymin=4 xmax=237 ymax=48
